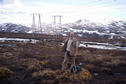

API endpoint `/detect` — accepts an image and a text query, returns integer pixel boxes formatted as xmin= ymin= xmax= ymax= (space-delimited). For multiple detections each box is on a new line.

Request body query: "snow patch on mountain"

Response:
xmin=0 ymin=19 xmax=126 ymax=40
xmin=61 ymin=19 xmax=126 ymax=39
xmin=0 ymin=23 xmax=30 ymax=33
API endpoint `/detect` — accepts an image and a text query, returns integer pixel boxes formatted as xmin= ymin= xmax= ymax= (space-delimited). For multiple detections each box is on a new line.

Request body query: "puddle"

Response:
xmin=0 ymin=44 xmax=16 ymax=47
xmin=81 ymin=41 xmax=113 ymax=46
xmin=0 ymin=38 xmax=39 ymax=43
xmin=79 ymin=41 xmax=126 ymax=51
xmin=1 ymin=38 xmax=126 ymax=51
xmin=60 ymin=42 xmax=126 ymax=51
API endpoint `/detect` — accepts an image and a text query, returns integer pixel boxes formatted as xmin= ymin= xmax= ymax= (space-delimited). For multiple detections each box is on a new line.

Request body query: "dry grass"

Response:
xmin=32 ymin=68 xmax=92 ymax=83
xmin=32 ymin=69 xmax=59 ymax=80
xmin=102 ymin=57 xmax=125 ymax=66
xmin=21 ymin=58 xmax=49 ymax=71
xmin=0 ymin=67 xmax=13 ymax=79
xmin=58 ymin=68 xmax=92 ymax=82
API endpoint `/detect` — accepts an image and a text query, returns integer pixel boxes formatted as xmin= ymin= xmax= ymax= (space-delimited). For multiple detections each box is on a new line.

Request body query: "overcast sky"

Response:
xmin=0 ymin=0 xmax=126 ymax=26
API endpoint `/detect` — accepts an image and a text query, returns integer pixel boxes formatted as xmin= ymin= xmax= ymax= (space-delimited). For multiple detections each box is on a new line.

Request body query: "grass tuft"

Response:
xmin=0 ymin=67 xmax=13 ymax=79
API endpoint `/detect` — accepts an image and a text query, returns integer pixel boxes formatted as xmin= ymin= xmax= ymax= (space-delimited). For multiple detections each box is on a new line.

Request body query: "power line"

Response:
xmin=38 ymin=14 xmax=42 ymax=33
xmin=32 ymin=13 xmax=36 ymax=32
xmin=52 ymin=15 xmax=63 ymax=34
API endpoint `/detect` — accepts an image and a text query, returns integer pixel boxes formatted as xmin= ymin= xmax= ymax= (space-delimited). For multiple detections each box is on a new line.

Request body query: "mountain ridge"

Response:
xmin=0 ymin=19 xmax=126 ymax=39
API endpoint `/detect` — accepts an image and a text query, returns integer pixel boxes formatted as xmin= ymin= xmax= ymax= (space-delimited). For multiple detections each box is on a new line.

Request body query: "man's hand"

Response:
xmin=74 ymin=52 xmax=77 ymax=57
xmin=74 ymin=47 xmax=78 ymax=57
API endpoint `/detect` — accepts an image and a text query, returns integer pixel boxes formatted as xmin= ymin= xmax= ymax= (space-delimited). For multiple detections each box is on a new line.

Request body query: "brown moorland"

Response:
xmin=0 ymin=40 xmax=126 ymax=84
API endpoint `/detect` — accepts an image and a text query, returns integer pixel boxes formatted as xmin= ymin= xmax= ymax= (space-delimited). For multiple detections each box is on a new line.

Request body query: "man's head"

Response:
xmin=70 ymin=32 xmax=74 ymax=39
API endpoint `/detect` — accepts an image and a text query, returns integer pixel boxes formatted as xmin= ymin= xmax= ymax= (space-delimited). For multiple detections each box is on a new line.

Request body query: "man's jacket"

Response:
xmin=62 ymin=38 xmax=78 ymax=56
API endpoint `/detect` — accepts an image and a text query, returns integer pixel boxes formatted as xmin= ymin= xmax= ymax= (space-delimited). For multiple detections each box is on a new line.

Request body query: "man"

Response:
xmin=62 ymin=32 xmax=79 ymax=71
